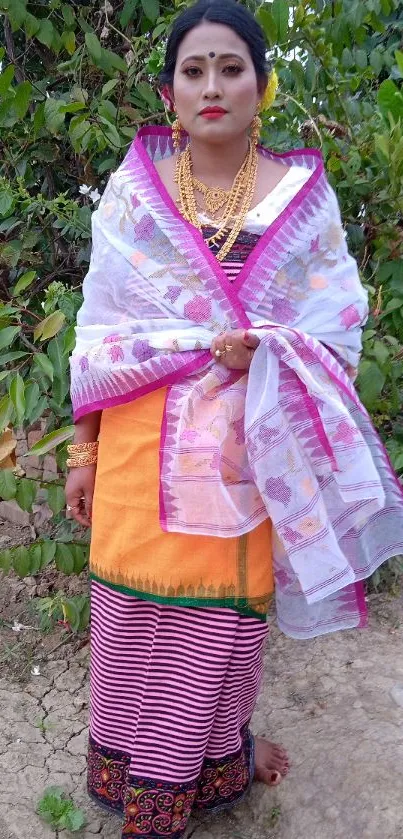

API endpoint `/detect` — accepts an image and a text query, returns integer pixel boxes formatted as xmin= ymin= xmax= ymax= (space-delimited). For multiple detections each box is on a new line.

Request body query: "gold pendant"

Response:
xmin=192 ymin=180 xmax=229 ymax=216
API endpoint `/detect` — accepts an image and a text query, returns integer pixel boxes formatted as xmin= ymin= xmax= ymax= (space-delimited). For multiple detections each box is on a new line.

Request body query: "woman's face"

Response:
xmin=172 ymin=21 xmax=263 ymax=145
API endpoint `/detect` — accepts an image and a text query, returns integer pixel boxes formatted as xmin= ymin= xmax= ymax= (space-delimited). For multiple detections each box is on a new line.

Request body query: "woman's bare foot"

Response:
xmin=254 ymin=737 xmax=289 ymax=787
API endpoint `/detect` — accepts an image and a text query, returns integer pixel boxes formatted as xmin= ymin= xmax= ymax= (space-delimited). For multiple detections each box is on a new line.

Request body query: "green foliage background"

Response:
xmin=0 ymin=0 xmax=403 ymax=603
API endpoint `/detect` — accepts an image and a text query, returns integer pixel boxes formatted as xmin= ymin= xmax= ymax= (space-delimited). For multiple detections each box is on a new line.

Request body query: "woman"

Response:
xmin=66 ymin=1 xmax=403 ymax=837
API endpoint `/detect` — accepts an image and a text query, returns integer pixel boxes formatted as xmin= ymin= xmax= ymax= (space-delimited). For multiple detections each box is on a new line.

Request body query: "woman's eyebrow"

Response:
xmin=180 ymin=52 xmax=245 ymax=64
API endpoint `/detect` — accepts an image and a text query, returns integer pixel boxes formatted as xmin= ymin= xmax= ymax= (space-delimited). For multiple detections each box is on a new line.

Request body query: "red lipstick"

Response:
xmin=199 ymin=106 xmax=228 ymax=120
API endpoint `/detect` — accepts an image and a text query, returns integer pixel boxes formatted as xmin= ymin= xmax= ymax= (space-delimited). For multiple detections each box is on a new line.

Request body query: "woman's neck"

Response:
xmin=188 ymin=135 xmax=250 ymax=188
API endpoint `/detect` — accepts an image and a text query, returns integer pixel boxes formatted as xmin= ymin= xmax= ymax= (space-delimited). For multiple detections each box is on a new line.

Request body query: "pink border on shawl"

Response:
xmin=233 ymin=145 xmax=324 ymax=294
xmin=133 ymin=128 xmax=249 ymax=329
xmin=73 ymin=351 xmax=211 ymax=421
xmin=133 ymin=127 xmax=325 ymax=331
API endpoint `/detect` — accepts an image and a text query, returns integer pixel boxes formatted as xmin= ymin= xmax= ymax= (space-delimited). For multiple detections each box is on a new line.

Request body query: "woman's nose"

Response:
xmin=202 ymin=72 xmax=222 ymax=99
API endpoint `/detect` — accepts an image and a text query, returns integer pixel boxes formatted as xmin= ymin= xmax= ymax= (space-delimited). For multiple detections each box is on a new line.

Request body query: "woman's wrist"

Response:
xmin=73 ymin=410 xmax=102 ymax=444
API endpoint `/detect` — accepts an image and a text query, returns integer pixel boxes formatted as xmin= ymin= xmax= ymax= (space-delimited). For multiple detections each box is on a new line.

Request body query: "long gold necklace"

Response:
xmin=175 ymin=142 xmax=258 ymax=262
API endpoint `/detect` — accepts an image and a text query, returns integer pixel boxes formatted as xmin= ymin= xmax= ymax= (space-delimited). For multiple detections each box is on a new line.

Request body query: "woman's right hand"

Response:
xmin=65 ymin=464 xmax=97 ymax=528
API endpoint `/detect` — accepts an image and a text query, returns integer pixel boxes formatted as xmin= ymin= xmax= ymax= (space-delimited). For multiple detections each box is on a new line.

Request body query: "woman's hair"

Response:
xmin=159 ymin=0 xmax=270 ymax=87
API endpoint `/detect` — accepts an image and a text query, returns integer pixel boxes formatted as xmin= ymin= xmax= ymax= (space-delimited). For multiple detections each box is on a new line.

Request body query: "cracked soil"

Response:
xmin=1 ymin=519 xmax=403 ymax=839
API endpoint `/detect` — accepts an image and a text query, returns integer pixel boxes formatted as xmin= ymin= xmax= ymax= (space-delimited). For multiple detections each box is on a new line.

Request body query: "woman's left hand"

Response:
xmin=210 ymin=330 xmax=260 ymax=370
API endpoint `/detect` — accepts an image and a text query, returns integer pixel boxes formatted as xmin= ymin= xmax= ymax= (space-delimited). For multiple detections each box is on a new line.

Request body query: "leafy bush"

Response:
xmin=0 ymin=0 xmax=402 ymax=599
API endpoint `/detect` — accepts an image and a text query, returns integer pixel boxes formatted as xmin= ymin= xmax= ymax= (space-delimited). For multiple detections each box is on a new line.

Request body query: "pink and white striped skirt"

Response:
xmin=88 ymin=580 xmax=269 ymax=838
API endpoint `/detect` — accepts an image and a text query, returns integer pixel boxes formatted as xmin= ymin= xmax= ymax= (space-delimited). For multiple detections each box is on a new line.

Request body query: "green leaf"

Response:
xmin=62 ymin=597 xmax=80 ymax=630
xmin=44 ymin=97 xmax=66 ymax=135
xmin=135 ymin=81 xmax=158 ymax=109
xmin=36 ymin=19 xmax=55 ymax=49
xmin=0 ymin=469 xmax=17 ymax=501
xmin=78 ymin=597 xmax=90 ymax=631
xmin=374 ymin=133 xmax=389 ymax=161
xmin=120 ymin=0 xmax=139 ymax=27
xmin=13 ymin=270 xmax=36 ymax=296
xmin=69 ymin=117 xmax=91 ymax=152
xmin=342 ymin=48 xmax=354 ymax=69
xmin=40 ymin=540 xmax=56 ymax=568
xmin=62 ymin=4 xmax=75 ymax=27
xmin=272 ymin=0 xmax=288 ymax=43
xmin=63 ymin=324 xmax=76 ymax=355
xmin=355 ymin=49 xmax=368 ymax=69
xmin=16 ymin=478 xmax=37 ymax=512
xmin=35 ymin=353 xmax=54 ymax=382
xmin=28 ymin=544 xmax=42 ymax=575
xmin=72 ymin=545 xmax=88 ymax=575
xmin=101 ymin=48 xmax=127 ymax=74
xmin=47 ymin=336 xmax=65 ymax=378
xmin=100 ymin=121 xmax=121 ymax=149
xmin=60 ymin=101 xmax=86 ymax=114
xmin=55 ymin=543 xmax=74 ymax=574
xmin=13 ymin=81 xmax=32 ymax=119
xmin=65 ymin=807 xmax=86 ymax=832
xmin=0 ymin=239 xmax=22 ymax=267
xmin=9 ymin=374 xmax=25 ymax=426
xmin=0 ymin=395 xmax=13 ymax=433
xmin=0 ymin=65 xmax=14 ymax=95
xmin=47 ymin=484 xmax=65 ymax=516
xmin=85 ymin=32 xmax=102 ymax=61
xmin=34 ymin=311 xmax=66 ymax=342
xmin=101 ymin=78 xmax=119 ymax=97
xmin=8 ymin=0 xmax=27 ymax=30
xmin=24 ymin=12 xmax=40 ymax=38
xmin=373 ymin=340 xmax=389 ymax=367
xmin=0 ymin=350 xmax=27 ymax=365
xmin=395 ymin=50 xmax=403 ymax=76
xmin=62 ymin=30 xmax=76 ymax=56
xmin=28 ymin=395 xmax=48 ymax=427
xmin=0 ymin=549 xmax=11 ymax=574
xmin=13 ymin=546 xmax=31 ymax=578
xmin=0 ymin=185 xmax=14 ymax=217
xmin=24 ymin=381 xmax=40 ymax=422
xmin=378 ymin=80 xmax=403 ymax=122
xmin=357 ymin=360 xmax=386 ymax=408
xmin=0 ymin=325 xmax=21 ymax=351
xmin=140 ymin=0 xmax=159 ymax=22
xmin=370 ymin=50 xmax=383 ymax=75
xmin=27 ymin=426 xmax=74 ymax=456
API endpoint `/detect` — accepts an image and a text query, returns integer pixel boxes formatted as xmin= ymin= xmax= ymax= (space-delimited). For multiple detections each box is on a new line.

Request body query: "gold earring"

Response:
xmin=250 ymin=113 xmax=262 ymax=147
xmin=172 ymin=116 xmax=182 ymax=152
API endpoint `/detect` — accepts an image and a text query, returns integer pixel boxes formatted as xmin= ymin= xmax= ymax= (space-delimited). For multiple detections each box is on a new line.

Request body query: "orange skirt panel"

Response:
xmin=90 ymin=387 xmax=274 ymax=619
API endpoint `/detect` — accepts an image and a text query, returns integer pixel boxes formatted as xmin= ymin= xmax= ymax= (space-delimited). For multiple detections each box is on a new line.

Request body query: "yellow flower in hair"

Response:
xmin=260 ymin=69 xmax=279 ymax=112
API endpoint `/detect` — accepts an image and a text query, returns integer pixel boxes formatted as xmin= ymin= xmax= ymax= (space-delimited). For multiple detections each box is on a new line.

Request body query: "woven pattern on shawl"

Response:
xmin=70 ymin=127 xmax=403 ymax=638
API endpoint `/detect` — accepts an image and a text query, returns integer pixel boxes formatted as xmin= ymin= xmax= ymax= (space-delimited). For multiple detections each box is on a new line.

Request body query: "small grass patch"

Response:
xmin=36 ymin=787 xmax=86 ymax=833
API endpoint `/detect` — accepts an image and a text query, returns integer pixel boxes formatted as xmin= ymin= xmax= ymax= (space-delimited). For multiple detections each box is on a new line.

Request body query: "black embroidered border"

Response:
xmin=88 ymin=725 xmax=252 ymax=836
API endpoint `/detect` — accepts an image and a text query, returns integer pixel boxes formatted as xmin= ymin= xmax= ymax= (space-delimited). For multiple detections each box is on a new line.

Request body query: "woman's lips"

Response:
xmin=199 ymin=108 xmax=228 ymax=120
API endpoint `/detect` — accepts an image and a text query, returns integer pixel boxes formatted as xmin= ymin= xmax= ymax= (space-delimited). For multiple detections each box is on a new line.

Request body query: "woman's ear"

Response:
xmin=160 ymin=85 xmax=175 ymax=111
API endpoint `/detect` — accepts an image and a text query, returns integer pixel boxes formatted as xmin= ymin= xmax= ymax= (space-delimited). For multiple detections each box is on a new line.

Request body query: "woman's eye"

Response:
xmin=183 ymin=67 xmax=202 ymax=77
xmin=224 ymin=65 xmax=242 ymax=74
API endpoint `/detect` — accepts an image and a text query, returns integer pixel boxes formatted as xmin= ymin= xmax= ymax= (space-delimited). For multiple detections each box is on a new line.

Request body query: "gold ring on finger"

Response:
xmin=224 ymin=344 xmax=233 ymax=352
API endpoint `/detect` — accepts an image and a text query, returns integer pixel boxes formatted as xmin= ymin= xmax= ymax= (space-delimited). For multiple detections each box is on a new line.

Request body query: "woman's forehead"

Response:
xmin=176 ymin=21 xmax=250 ymax=63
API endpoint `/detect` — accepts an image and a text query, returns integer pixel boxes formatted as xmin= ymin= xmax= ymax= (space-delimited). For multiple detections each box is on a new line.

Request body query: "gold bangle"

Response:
xmin=67 ymin=442 xmax=98 ymax=454
xmin=66 ymin=453 xmax=98 ymax=468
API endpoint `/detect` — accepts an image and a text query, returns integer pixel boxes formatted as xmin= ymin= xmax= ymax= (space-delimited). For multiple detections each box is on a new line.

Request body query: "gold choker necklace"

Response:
xmin=175 ymin=143 xmax=258 ymax=262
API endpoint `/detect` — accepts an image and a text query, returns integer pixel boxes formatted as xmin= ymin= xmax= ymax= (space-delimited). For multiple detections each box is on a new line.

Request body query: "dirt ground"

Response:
xmin=1 ymin=517 xmax=403 ymax=839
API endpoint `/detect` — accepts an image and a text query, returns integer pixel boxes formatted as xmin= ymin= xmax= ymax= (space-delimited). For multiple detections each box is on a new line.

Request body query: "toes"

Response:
xmin=255 ymin=767 xmax=283 ymax=787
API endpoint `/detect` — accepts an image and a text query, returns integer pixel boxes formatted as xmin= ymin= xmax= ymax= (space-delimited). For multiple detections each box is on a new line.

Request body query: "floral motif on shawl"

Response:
xmin=70 ymin=127 xmax=403 ymax=639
